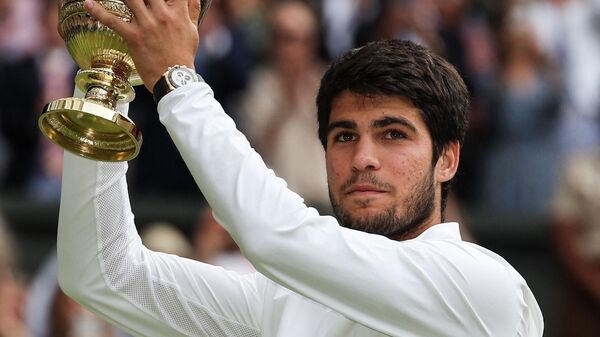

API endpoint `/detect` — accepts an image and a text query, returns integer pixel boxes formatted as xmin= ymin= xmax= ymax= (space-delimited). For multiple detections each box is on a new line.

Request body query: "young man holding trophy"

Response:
xmin=52 ymin=0 xmax=544 ymax=336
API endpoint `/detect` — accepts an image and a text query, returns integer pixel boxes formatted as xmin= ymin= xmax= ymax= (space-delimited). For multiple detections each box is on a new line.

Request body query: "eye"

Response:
xmin=333 ymin=131 xmax=357 ymax=143
xmin=383 ymin=129 xmax=406 ymax=140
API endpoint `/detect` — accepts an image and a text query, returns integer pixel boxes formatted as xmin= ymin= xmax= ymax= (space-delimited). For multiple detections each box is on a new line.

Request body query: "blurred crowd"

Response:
xmin=1 ymin=0 xmax=600 ymax=336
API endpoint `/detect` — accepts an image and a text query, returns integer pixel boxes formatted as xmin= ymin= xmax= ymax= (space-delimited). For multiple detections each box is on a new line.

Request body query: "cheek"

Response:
xmin=326 ymin=152 xmax=347 ymax=188
xmin=388 ymin=154 xmax=425 ymax=187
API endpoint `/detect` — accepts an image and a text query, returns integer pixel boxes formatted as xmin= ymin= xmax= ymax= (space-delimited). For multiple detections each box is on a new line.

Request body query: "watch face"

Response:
xmin=169 ymin=68 xmax=196 ymax=88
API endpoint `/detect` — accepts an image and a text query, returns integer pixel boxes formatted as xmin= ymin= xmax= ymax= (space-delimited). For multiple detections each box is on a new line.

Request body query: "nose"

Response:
xmin=351 ymin=139 xmax=380 ymax=172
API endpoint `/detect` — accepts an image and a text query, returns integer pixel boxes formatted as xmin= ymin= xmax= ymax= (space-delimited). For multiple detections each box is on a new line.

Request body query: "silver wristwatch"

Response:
xmin=153 ymin=65 xmax=201 ymax=104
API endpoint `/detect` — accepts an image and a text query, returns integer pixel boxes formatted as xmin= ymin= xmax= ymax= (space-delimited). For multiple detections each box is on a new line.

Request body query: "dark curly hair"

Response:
xmin=316 ymin=39 xmax=470 ymax=217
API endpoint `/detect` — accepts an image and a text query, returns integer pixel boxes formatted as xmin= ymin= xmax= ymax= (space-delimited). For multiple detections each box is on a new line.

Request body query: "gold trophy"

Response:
xmin=38 ymin=0 xmax=211 ymax=161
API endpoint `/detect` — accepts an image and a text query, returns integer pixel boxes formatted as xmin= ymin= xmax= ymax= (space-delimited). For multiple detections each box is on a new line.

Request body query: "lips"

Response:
xmin=345 ymin=184 xmax=387 ymax=195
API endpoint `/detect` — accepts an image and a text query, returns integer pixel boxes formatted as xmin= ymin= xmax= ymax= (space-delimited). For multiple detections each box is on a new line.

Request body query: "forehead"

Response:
xmin=329 ymin=91 xmax=426 ymax=129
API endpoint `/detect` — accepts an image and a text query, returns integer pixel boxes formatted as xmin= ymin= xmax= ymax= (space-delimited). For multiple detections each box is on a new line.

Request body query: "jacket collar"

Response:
xmin=414 ymin=222 xmax=462 ymax=241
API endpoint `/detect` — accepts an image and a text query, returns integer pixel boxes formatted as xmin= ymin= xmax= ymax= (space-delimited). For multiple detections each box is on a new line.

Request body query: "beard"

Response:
xmin=329 ymin=170 xmax=436 ymax=239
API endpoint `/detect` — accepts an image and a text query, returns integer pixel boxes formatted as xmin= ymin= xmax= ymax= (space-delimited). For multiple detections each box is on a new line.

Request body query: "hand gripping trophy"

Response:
xmin=38 ymin=0 xmax=211 ymax=161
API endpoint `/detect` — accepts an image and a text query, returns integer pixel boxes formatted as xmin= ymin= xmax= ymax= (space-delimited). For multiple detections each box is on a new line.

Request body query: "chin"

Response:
xmin=348 ymin=196 xmax=391 ymax=210
xmin=344 ymin=202 xmax=393 ymax=220
xmin=349 ymin=206 xmax=381 ymax=217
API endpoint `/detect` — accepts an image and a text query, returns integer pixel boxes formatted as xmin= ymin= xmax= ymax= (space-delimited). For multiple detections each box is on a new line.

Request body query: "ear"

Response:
xmin=434 ymin=141 xmax=460 ymax=183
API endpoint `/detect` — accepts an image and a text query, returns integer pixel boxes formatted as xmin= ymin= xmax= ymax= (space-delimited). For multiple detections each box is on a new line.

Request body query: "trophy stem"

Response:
xmin=76 ymin=57 xmax=136 ymax=110
xmin=85 ymin=86 xmax=119 ymax=109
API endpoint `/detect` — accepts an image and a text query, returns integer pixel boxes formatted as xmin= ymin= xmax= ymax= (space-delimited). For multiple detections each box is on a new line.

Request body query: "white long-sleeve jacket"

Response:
xmin=57 ymin=82 xmax=544 ymax=337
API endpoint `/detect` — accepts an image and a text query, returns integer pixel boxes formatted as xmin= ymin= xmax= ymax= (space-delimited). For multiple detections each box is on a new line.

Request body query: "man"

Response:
xmin=56 ymin=0 xmax=544 ymax=336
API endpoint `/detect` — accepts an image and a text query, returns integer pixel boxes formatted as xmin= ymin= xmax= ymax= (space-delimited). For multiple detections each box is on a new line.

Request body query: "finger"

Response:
xmin=165 ymin=0 xmax=193 ymax=17
xmin=84 ymin=0 xmax=135 ymax=39
xmin=121 ymin=0 xmax=152 ymax=23
xmin=154 ymin=0 xmax=195 ymax=26
xmin=188 ymin=0 xmax=201 ymax=25
xmin=55 ymin=1 xmax=65 ymax=39
xmin=145 ymin=0 xmax=167 ymax=12
xmin=57 ymin=21 xmax=64 ymax=39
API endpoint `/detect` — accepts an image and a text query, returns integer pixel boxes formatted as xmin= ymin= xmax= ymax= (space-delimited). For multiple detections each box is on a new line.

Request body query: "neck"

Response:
xmin=388 ymin=209 xmax=442 ymax=241
xmin=388 ymin=223 xmax=434 ymax=241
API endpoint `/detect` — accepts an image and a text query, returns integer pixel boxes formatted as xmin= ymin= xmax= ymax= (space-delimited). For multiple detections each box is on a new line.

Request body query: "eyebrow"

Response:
xmin=372 ymin=116 xmax=417 ymax=133
xmin=327 ymin=116 xmax=417 ymax=135
xmin=327 ymin=120 xmax=357 ymax=134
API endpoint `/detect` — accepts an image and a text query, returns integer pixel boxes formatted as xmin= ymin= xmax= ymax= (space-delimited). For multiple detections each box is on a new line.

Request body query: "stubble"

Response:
xmin=330 ymin=170 xmax=436 ymax=240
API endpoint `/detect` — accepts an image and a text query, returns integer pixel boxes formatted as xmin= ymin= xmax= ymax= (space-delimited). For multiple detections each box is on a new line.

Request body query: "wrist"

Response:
xmin=151 ymin=62 xmax=195 ymax=89
xmin=153 ymin=65 xmax=202 ymax=105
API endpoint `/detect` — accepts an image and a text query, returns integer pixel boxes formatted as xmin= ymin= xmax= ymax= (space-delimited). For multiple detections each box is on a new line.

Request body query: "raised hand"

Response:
xmin=83 ymin=0 xmax=201 ymax=92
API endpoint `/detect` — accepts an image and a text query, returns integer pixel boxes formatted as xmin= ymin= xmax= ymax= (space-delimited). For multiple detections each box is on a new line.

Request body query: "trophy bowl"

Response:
xmin=38 ymin=0 xmax=212 ymax=162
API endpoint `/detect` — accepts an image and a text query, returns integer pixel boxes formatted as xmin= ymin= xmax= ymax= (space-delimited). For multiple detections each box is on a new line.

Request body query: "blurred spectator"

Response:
xmin=444 ymin=192 xmax=475 ymax=243
xmin=0 ymin=0 xmax=74 ymax=198
xmin=410 ymin=1 xmax=482 ymax=231
xmin=554 ymin=151 xmax=600 ymax=264
xmin=478 ymin=21 xmax=562 ymax=220
xmin=552 ymin=150 xmax=600 ymax=336
xmin=222 ymin=0 xmax=270 ymax=60
xmin=435 ymin=0 xmax=498 ymax=95
xmin=433 ymin=0 xmax=498 ymax=204
xmin=140 ymin=210 xmax=254 ymax=275
xmin=195 ymin=0 xmax=255 ymax=120
xmin=26 ymin=253 xmax=127 ymax=337
xmin=238 ymin=0 xmax=330 ymax=210
xmin=193 ymin=207 xmax=254 ymax=274
xmin=355 ymin=0 xmax=442 ymax=51
xmin=320 ymin=0 xmax=371 ymax=58
xmin=0 ymin=51 xmax=41 ymax=193
xmin=126 ymin=86 xmax=199 ymax=194
xmin=0 ymin=0 xmax=41 ymax=59
xmin=0 ymin=28 xmax=41 ymax=190
xmin=0 ymin=0 xmax=6 ymax=24
xmin=513 ymin=0 xmax=600 ymax=154
xmin=27 ymin=0 xmax=75 ymax=201
xmin=0 ymin=0 xmax=42 ymax=193
xmin=140 ymin=222 xmax=193 ymax=258
xmin=0 ymin=215 xmax=30 ymax=337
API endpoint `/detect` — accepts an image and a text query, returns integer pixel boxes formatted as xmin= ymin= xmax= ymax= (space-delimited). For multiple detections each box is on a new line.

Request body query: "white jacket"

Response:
xmin=57 ymin=83 xmax=544 ymax=337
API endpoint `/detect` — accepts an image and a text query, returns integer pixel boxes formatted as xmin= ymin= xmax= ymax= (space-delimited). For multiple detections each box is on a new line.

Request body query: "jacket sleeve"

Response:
xmin=57 ymin=90 xmax=264 ymax=337
xmin=158 ymin=82 xmax=544 ymax=337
